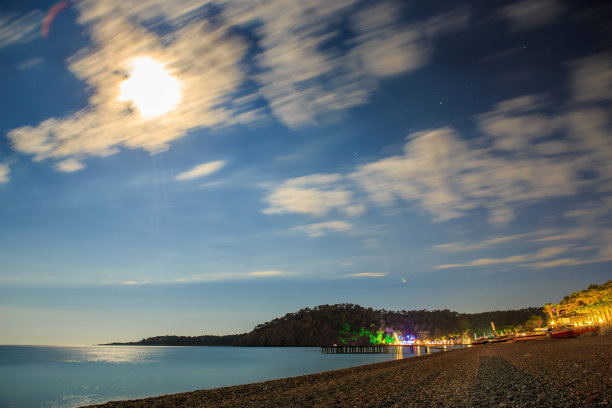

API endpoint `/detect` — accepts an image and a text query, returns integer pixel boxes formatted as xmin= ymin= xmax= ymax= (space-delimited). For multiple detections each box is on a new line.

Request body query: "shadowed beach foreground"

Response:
xmin=85 ymin=332 xmax=611 ymax=408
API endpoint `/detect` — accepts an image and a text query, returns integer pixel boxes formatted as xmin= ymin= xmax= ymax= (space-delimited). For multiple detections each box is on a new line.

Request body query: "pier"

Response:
xmin=321 ymin=345 xmax=449 ymax=354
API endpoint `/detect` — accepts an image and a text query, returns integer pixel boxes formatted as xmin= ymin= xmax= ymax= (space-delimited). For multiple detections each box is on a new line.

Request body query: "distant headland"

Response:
xmin=104 ymin=279 xmax=611 ymax=347
xmin=103 ymin=304 xmax=544 ymax=347
xmin=104 ymin=334 xmax=245 ymax=346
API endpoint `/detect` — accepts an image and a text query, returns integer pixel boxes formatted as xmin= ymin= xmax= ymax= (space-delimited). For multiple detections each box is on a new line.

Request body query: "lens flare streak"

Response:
xmin=42 ymin=1 xmax=69 ymax=39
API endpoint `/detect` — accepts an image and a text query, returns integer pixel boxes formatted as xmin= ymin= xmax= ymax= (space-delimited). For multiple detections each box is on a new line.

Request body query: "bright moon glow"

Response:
xmin=118 ymin=57 xmax=182 ymax=117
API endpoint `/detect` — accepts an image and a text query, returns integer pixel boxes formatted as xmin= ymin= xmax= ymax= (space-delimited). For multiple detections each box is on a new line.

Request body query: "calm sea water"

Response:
xmin=0 ymin=345 xmax=430 ymax=408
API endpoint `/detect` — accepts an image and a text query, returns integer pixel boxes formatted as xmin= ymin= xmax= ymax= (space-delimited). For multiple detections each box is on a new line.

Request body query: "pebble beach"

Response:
xmin=85 ymin=330 xmax=611 ymax=408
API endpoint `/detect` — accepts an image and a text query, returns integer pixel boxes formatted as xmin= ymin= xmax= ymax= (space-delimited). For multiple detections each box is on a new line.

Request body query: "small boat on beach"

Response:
xmin=488 ymin=335 xmax=512 ymax=343
xmin=470 ymin=338 xmax=489 ymax=345
xmin=514 ymin=332 xmax=546 ymax=342
xmin=549 ymin=326 xmax=600 ymax=339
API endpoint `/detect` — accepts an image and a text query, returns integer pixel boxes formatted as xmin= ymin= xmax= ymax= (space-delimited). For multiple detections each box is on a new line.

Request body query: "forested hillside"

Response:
xmin=236 ymin=304 xmax=544 ymax=346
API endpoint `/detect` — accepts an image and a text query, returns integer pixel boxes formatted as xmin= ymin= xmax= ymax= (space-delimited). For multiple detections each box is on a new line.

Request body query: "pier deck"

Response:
xmin=321 ymin=345 xmax=449 ymax=354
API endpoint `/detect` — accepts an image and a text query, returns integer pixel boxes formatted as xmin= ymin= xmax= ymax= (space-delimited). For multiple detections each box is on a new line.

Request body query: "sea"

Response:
xmin=0 ymin=345 xmax=437 ymax=408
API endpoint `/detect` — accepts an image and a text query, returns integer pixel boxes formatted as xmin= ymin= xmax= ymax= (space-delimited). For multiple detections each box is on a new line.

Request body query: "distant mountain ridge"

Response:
xmin=107 ymin=303 xmax=544 ymax=346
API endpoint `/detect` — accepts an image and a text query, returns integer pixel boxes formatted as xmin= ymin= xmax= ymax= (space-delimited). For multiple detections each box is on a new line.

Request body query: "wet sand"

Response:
xmin=84 ymin=331 xmax=611 ymax=407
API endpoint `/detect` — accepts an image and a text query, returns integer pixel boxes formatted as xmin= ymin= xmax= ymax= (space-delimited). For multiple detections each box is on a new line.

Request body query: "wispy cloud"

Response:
xmin=500 ymin=0 xmax=565 ymax=32
xmin=564 ymin=197 xmax=612 ymax=223
xmin=248 ymin=270 xmax=285 ymax=277
xmin=432 ymin=229 xmax=589 ymax=253
xmin=117 ymin=269 xmax=289 ymax=285
xmin=293 ymin=221 xmax=353 ymax=237
xmin=175 ymin=160 xmax=226 ymax=181
xmin=200 ymin=181 xmax=223 ymax=188
xmin=434 ymin=232 xmax=544 ymax=252
xmin=121 ymin=280 xmax=149 ymax=285
xmin=0 ymin=163 xmax=9 ymax=183
xmin=435 ymin=246 xmax=569 ymax=270
xmin=532 ymin=229 xmax=590 ymax=242
xmin=345 ymin=272 xmax=386 ymax=278
xmin=435 ymin=224 xmax=612 ymax=271
xmin=530 ymin=250 xmax=612 ymax=269
xmin=436 ymin=255 xmax=527 ymax=270
xmin=362 ymin=238 xmax=380 ymax=249
xmin=529 ymin=258 xmax=583 ymax=269
xmin=0 ymin=10 xmax=44 ymax=49
xmin=17 ymin=57 xmax=43 ymax=70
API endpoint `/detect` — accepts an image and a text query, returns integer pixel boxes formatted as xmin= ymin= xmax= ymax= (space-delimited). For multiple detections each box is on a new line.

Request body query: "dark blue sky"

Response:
xmin=1 ymin=0 xmax=611 ymax=344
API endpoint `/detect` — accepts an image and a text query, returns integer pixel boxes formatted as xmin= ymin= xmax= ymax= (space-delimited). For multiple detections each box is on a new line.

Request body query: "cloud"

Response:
xmin=345 ymin=272 xmax=386 ymax=278
xmin=17 ymin=57 xmax=43 ymax=70
xmin=348 ymin=2 xmax=430 ymax=78
xmin=248 ymin=270 xmax=284 ymax=277
xmin=293 ymin=221 xmax=353 ymax=237
xmin=263 ymin=50 xmax=612 ymax=227
xmin=436 ymin=255 xmax=527 ymax=270
xmin=262 ymin=173 xmax=359 ymax=217
xmin=222 ymin=1 xmax=469 ymax=128
xmin=476 ymin=95 xmax=559 ymax=152
xmin=0 ymin=163 xmax=9 ymax=183
xmin=564 ymin=197 xmax=612 ymax=223
xmin=529 ymin=240 xmax=612 ymax=268
xmin=434 ymin=232 xmax=544 ymax=252
xmin=434 ymin=228 xmax=595 ymax=254
xmin=116 ymin=269 xmax=288 ymax=285
xmin=352 ymin=127 xmax=473 ymax=222
xmin=8 ymin=2 xmax=248 ymax=166
xmin=568 ymin=52 xmax=612 ymax=104
xmin=0 ymin=10 xmax=43 ymax=49
xmin=55 ymin=158 xmax=85 ymax=172
xmin=424 ymin=7 xmax=471 ymax=37
xmin=435 ymin=223 xmax=612 ymax=271
xmin=532 ymin=229 xmax=590 ymax=242
xmin=175 ymin=160 xmax=226 ymax=181
xmin=362 ymin=238 xmax=380 ymax=249
xmin=435 ymin=246 xmax=569 ymax=269
xmin=529 ymin=258 xmax=583 ymax=269
xmin=500 ymin=0 xmax=565 ymax=31
xmin=200 ymin=181 xmax=223 ymax=188
xmin=8 ymin=1 xmax=471 ymax=170
xmin=352 ymin=73 xmax=611 ymax=225
xmin=352 ymin=126 xmax=570 ymax=224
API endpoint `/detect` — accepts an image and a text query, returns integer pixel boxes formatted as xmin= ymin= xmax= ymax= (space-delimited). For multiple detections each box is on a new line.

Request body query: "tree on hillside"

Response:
xmin=523 ymin=314 xmax=544 ymax=331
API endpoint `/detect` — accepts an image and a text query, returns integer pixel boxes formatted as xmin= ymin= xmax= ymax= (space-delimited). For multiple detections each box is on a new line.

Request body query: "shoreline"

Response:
xmin=84 ymin=332 xmax=611 ymax=407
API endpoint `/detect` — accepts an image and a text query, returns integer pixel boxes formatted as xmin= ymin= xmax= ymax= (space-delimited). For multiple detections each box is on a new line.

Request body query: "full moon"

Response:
xmin=118 ymin=57 xmax=182 ymax=117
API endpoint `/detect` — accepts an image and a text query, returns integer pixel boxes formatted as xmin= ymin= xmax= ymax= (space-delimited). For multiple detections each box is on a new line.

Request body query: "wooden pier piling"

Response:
xmin=321 ymin=345 xmax=451 ymax=354
xmin=321 ymin=345 xmax=419 ymax=354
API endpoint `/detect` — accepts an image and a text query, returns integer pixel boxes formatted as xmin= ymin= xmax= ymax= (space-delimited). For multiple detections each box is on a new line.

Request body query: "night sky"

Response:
xmin=1 ymin=0 xmax=611 ymax=345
